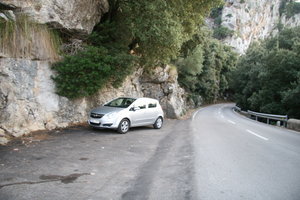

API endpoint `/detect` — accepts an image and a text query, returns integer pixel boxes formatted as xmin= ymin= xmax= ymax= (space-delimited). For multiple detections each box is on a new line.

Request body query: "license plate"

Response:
xmin=90 ymin=118 xmax=100 ymax=124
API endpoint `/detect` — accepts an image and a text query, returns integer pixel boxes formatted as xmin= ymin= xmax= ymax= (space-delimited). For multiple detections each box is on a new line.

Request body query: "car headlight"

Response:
xmin=106 ymin=112 xmax=118 ymax=120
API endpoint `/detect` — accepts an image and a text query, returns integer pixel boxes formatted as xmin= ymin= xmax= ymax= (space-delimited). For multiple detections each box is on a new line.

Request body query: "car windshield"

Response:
xmin=104 ymin=98 xmax=136 ymax=108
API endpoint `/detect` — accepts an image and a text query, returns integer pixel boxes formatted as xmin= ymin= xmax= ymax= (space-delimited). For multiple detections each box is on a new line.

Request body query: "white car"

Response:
xmin=88 ymin=97 xmax=164 ymax=134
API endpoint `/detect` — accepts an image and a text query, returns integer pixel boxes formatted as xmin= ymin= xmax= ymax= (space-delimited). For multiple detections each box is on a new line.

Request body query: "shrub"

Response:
xmin=285 ymin=1 xmax=300 ymax=18
xmin=213 ymin=26 xmax=234 ymax=39
xmin=52 ymin=46 xmax=135 ymax=99
xmin=279 ymin=0 xmax=300 ymax=18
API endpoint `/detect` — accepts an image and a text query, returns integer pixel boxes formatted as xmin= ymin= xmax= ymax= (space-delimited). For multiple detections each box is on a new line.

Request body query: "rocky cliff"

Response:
xmin=0 ymin=1 xmax=187 ymax=144
xmin=0 ymin=0 xmax=109 ymax=34
xmin=1 ymin=0 xmax=299 ymax=144
xmin=221 ymin=0 xmax=300 ymax=54
xmin=0 ymin=59 xmax=185 ymax=143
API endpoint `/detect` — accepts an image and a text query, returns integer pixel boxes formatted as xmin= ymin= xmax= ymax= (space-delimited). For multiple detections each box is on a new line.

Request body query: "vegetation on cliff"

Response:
xmin=280 ymin=0 xmax=300 ymax=18
xmin=51 ymin=0 xmax=223 ymax=99
xmin=230 ymin=27 xmax=300 ymax=118
xmin=0 ymin=14 xmax=61 ymax=59
xmin=175 ymin=27 xmax=237 ymax=104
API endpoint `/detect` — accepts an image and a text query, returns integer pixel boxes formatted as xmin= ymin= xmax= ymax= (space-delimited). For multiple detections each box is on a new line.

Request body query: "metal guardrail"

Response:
xmin=234 ymin=106 xmax=241 ymax=112
xmin=234 ymin=106 xmax=288 ymax=127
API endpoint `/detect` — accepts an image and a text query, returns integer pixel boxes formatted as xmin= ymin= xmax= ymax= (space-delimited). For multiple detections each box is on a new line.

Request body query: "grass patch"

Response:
xmin=0 ymin=14 xmax=61 ymax=60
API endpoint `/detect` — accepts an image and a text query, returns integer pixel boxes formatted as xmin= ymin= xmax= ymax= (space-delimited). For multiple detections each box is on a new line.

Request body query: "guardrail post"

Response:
xmin=267 ymin=118 xmax=269 ymax=124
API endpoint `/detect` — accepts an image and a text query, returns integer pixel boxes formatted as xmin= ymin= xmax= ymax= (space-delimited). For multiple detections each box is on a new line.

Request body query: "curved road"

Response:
xmin=192 ymin=104 xmax=300 ymax=200
xmin=0 ymin=104 xmax=300 ymax=199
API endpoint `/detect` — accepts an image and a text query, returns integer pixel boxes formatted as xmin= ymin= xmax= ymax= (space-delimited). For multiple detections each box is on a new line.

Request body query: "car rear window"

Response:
xmin=148 ymin=103 xmax=157 ymax=108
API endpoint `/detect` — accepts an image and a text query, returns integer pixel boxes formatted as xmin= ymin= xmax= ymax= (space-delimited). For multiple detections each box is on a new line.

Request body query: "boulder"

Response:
xmin=0 ymin=129 xmax=5 ymax=137
xmin=0 ymin=0 xmax=109 ymax=34
xmin=140 ymin=65 xmax=186 ymax=119
xmin=0 ymin=137 xmax=8 ymax=145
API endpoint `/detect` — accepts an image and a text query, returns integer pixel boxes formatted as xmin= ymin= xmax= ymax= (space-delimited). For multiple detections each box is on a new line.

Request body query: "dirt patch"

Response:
xmin=0 ymin=173 xmax=91 ymax=189
xmin=39 ymin=173 xmax=90 ymax=184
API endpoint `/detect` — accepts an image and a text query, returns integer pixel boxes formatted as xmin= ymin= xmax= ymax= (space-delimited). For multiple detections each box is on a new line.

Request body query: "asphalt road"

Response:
xmin=192 ymin=104 xmax=300 ymax=200
xmin=0 ymin=119 xmax=195 ymax=200
xmin=0 ymin=104 xmax=299 ymax=200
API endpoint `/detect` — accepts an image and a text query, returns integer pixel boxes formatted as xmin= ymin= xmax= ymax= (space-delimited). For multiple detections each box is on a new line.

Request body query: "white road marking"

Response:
xmin=246 ymin=129 xmax=269 ymax=141
xmin=192 ymin=108 xmax=204 ymax=121
xmin=227 ymin=120 xmax=236 ymax=125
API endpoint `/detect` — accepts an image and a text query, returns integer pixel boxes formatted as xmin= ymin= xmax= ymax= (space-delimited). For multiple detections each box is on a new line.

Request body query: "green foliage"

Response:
xmin=176 ymin=45 xmax=204 ymax=76
xmin=117 ymin=0 xmax=223 ymax=66
xmin=209 ymin=5 xmax=235 ymax=40
xmin=176 ymin=27 xmax=238 ymax=103
xmin=230 ymin=27 xmax=300 ymax=118
xmin=52 ymin=0 xmax=223 ymax=99
xmin=52 ymin=46 xmax=134 ymax=99
xmin=210 ymin=5 xmax=224 ymax=19
xmin=213 ymin=25 xmax=234 ymax=39
xmin=279 ymin=0 xmax=300 ymax=18
xmin=285 ymin=1 xmax=300 ymax=18
xmin=279 ymin=0 xmax=288 ymax=16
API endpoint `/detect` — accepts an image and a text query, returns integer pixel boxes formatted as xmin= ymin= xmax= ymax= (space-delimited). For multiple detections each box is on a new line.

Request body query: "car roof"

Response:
xmin=137 ymin=97 xmax=158 ymax=101
xmin=121 ymin=97 xmax=158 ymax=102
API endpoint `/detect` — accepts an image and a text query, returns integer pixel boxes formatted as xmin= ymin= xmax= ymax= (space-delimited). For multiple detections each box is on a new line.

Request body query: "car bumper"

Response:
xmin=88 ymin=118 xmax=118 ymax=129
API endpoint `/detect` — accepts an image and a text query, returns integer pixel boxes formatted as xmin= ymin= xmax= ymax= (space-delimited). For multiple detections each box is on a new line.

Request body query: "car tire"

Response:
xmin=118 ymin=119 xmax=130 ymax=134
xmin=153 ymin=117 xmax=163 ymax=129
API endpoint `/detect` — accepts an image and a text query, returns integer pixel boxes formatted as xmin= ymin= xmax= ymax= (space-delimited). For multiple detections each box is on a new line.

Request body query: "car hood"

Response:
xmin=91 ymin=106 xmax=125 ymax=114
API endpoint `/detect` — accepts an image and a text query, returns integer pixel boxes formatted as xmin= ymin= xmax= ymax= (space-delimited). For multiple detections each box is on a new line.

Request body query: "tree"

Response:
xmin=230 ymin=27 xmax=300 ymax=118
xmin=52 ymin=0 xmax=224 ymax=98
xmin=176 ymin=27 xmax=238 ymax=103
xmin=112 ymin=0 xmax=223 ymax=65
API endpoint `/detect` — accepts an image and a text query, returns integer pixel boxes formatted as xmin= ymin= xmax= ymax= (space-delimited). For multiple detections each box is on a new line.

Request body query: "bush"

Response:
xmin=210 ymin=6 xmax=223 ymax=19
xmin=285 ymin=1 xmax=300 ymax=18
xmin=213 ymin=26 xmax=234 ymax=39
xmin=52 ymin=46 xmax=134 ymax=99
xmin=279 ymin=0 xmax=300 ymax=18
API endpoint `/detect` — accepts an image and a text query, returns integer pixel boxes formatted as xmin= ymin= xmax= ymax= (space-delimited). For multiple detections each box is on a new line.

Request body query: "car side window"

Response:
xmin=139 ymin=105 xmax=146 ymax=109
xmin=148 ymin=103 xmax=157 ymax=108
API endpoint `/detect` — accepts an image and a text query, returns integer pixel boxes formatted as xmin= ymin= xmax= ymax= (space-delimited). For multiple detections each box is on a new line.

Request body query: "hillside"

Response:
xmin=0 ymin=0 xmax=299 ymax=144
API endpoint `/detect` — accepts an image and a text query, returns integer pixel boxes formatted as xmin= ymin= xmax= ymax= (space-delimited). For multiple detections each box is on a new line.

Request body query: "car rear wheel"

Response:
xmin=153 ymin=117 xmax=163 ymax=129
xmin=118 ymin=119 xmax=130 ymax=134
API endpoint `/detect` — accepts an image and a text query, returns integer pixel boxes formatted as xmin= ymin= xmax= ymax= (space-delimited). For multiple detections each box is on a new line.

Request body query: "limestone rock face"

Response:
xmin=0 ymin=59 xmax=186 ymax=143
xmin=221 ymin=0 xmax=300 ymax=54
xmin=140 ymin=65 xmax=186 ymax=119
xmin=0 ymin=0 xmax=188 ymax=145
xmin=0 ymin=0 xmax=109 ymax=34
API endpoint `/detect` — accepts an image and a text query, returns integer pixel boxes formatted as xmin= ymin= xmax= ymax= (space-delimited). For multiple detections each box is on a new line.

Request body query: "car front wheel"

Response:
xmin=118 ymin=119 xmax=130 ymax=134
xmin=153 ymin=117 xmax=163 ymax=129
